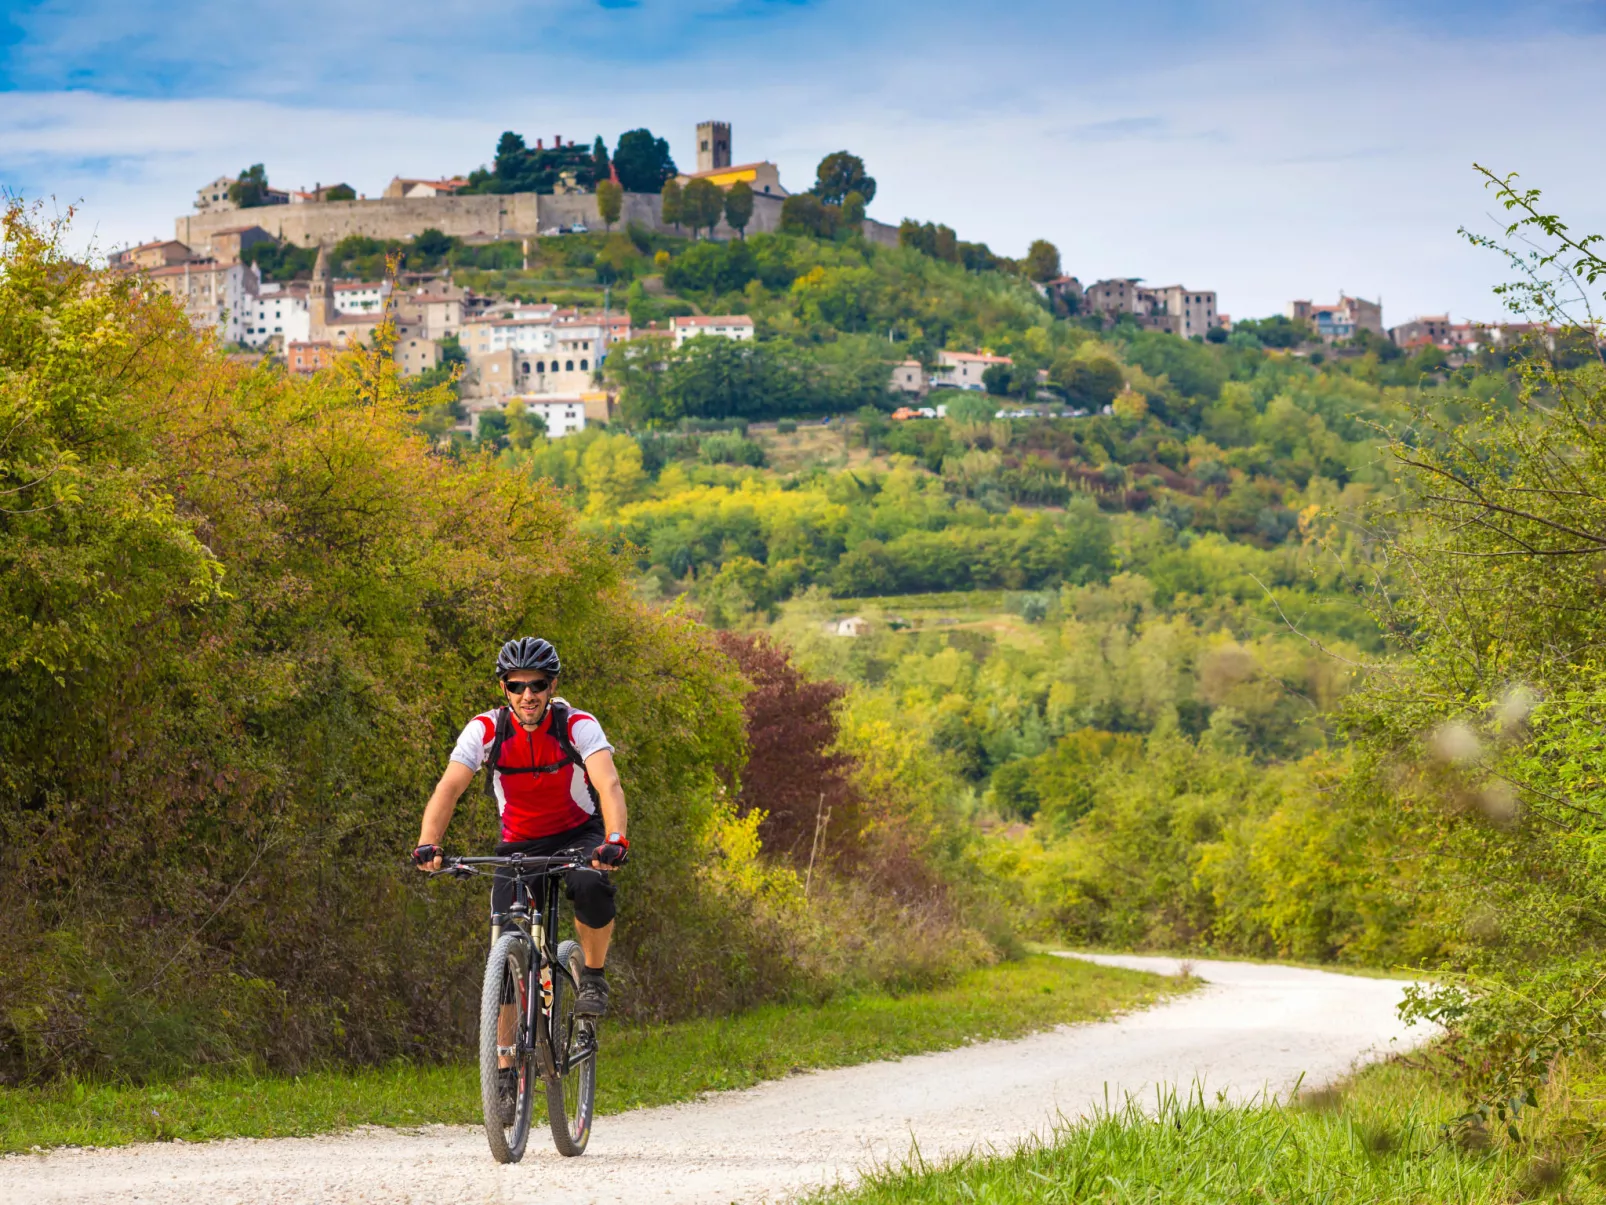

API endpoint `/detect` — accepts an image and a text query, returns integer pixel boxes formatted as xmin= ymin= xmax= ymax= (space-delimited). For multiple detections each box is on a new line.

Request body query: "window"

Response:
xmin=537 ymin=361 xmax=545 ymax=373
xmin=565 ymin=360 xmax=574 ymax=371
xmin=580 ymin=359 xmax=588 ymax=370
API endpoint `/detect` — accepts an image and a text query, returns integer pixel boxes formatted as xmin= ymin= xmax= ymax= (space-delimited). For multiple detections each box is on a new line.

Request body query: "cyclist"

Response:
xmin=411 ymin=637 xmax=628 ymax=1023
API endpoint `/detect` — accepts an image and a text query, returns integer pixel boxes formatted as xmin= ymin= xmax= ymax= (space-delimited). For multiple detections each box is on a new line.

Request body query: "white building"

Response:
xmin=332 ymin=281 xmax=389 ymax=316
xmin=669 ymin=314 xmax=755 ymax=348
xmin=522 ymin=397 xmax=588 ymax=437
xmin=145 ymin=259 xmax=260 ymax=346
xmin=240 ymin=282 xmax=310 ymax=348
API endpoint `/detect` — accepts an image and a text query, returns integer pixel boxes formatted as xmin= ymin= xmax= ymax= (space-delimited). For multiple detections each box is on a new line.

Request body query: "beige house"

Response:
xmin=1150 ymin=286 xmax=1218 ymax=340
xmin=112 ymin=239 xmax=194 ymax=270
xmin=1085 ymin=279 xmax=1221 ymax=338
xmin=195 ymin=175 xmax=238 ymax=214
xmin=197 ymin=225 xmax=273 ymax=265
xmin=1288 ymin=295 xmax=1384 ymax=341
xmin=932 ymin=350 xmax=1010 ymax=391
xmin=891 ymin=360 xmax=926 ymax=394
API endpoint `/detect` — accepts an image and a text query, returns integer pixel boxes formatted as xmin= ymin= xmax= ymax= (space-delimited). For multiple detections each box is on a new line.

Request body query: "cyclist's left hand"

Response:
xmin=592 ymin=835 xmax=629 ymax=870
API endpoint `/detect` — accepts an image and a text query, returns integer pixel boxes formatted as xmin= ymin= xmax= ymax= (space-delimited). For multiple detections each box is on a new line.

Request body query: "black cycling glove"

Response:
xmin=412 ymin=843 xmax=443 ymax=866
xmin=593 ymin=836 xmax=630 ymax=867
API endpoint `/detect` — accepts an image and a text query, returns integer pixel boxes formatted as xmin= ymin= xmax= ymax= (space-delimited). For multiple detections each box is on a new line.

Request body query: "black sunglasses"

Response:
xmin=503 ymin=677 xmax=553 ymax=695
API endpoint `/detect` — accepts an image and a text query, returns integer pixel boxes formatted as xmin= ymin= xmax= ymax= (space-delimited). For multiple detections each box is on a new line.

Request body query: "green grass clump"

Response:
xmin=0 ymin=954 xmax=1180 ymax=1154
xmin=816 ymin=1059 xmax=1606 ymax=1204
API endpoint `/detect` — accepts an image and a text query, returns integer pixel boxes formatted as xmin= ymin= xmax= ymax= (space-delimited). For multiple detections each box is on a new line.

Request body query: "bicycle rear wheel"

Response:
xmin=545 ymin=939 xmax=597 ymax=1156
xmin=480 ymin=932 xmax=536 ymax=1163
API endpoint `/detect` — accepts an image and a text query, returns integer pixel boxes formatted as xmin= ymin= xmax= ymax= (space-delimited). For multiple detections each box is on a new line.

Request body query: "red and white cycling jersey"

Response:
xmin=450 ymin=698 xmax=613 ymax=841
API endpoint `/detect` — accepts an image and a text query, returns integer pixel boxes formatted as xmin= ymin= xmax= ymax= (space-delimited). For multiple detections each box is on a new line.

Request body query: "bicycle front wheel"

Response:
xmin=545 ymin=939 xmax=597 ymax=1156
xmin=480 ymin=932 xmax=536 ymax=1163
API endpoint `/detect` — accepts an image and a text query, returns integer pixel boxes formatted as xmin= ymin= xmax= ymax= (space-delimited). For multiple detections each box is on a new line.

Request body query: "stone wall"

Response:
xmin=175 ymin=188 xmax=898 ymax=251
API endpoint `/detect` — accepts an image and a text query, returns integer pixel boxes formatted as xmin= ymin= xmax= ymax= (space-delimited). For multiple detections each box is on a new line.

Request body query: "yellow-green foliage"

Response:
xmin=0 ymin=205 xmax=970 ymax=1085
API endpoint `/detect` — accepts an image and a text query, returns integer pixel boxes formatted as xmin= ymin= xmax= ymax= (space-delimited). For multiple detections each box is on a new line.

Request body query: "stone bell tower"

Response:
xmin=696 ymin=121 xmax=731 ymax=173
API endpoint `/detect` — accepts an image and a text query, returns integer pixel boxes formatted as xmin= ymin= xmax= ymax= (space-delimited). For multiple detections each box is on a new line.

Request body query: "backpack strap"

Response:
xmin=483 ymin=706 xmax=513 ymax=801
xmin=482 ymin=701 xmax=598 ymax=803
xmin=546 ymin=700 xmax=601 ymax=806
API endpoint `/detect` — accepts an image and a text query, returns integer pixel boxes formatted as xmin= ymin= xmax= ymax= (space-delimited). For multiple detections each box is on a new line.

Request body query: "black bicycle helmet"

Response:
xmin=495 ymin=637 xmax=561 ymax=679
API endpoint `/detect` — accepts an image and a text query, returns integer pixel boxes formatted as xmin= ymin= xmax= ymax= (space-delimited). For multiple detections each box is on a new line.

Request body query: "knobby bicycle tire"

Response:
xmin=546 ymin=939 xmax=597 ymax=1156
xmin=480 ymin=932 xmax=536 ymax=1163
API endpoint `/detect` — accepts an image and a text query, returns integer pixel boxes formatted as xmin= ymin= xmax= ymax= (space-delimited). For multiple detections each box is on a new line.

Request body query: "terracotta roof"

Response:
xmin=145 ymin=260 xmax=229 ymax=277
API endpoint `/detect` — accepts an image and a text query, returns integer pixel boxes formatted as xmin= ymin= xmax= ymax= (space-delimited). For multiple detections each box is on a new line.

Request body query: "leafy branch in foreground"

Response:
xmin=1345 ymin=171 xmax=1606 ymax=1133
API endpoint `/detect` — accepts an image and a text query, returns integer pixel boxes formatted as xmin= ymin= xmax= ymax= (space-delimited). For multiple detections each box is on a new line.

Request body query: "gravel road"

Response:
xmin=5 ymin=955 xmax=1428 ymax=1205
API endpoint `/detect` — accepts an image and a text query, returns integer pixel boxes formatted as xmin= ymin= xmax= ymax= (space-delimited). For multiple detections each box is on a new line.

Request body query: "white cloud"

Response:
xmin=3 ymin=11 xmax=1603 ymax=324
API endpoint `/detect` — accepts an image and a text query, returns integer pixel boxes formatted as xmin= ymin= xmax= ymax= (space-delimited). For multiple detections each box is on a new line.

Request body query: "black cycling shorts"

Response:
xmin=491 ymin=818 xmax=618 ymax=929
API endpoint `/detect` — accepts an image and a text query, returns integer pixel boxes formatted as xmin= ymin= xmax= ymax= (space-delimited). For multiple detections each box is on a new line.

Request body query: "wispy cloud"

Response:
xmin=2 ymin=1 xmax=1604 ymax=323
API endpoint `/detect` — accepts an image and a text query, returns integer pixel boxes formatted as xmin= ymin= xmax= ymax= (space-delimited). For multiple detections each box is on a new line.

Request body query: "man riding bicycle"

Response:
xmin=412 ymin=637 xmax=628 ymax=1021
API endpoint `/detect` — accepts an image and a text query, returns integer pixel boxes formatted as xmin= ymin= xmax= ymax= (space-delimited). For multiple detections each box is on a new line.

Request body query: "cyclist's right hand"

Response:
xmin=412 ymin=843 xmax=444 ymax=872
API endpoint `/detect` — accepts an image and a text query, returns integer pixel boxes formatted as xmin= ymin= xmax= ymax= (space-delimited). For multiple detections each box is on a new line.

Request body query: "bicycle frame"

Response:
xmin=441 ymin=853 xmax=591 ymax=1081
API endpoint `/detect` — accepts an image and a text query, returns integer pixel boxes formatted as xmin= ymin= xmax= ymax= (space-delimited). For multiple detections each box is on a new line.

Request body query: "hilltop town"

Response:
xmin=111 ymin=120 xmax=1544 ymax=440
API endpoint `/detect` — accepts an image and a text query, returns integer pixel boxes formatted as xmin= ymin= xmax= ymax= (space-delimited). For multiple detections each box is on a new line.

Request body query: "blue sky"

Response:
xmin=3 ymin=0 xmax=1604 ymax=323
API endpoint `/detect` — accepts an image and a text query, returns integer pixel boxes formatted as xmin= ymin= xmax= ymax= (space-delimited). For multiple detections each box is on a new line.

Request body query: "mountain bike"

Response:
xmin=431 ymin=851 xmax=598 ymax=1161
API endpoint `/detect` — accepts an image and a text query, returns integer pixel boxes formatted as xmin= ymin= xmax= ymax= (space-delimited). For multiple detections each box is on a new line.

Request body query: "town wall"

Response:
xmin=176 ymin=187 xmax=897 ymax=250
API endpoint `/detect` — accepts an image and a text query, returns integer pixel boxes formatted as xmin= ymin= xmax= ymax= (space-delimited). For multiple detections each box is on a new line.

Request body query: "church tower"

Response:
xmin=309 ymin=242 xmax=333 ymax=340
xmin=696 ymin=121 xmax=731 ymax=173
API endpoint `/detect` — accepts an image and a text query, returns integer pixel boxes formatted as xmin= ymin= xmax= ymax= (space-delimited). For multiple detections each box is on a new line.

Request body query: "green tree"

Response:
xmin=681 ymin=179 xmax=724 ymax=239
xmin=325 ymin=184 xmax=356 ymax=202
xmin=228 ymin=164 xmax=270 ymax=208
xmin=412 ymin=228 xmax=454 ymax=261
xmin=505 ymin=398 xmax=548 ymax=449
xmin=596 ymin=179 xmax=624 ymax=231
xmin=614 ymin=128 xmax=678 ymax=193
xmin=1052 ymin=356 xmax=1124 ymax=409
xmin=811 ymin=152 xmax=876 ymax=206
xmin=660 ymin=179 xmax=684 ymax=233
xmin=780 ymin=194 xmax=841 ymax=239
xmin=1024 ymin=239 xmax=1061 ymax=282
xmin=947 ymin=393 xmax=996 ymax=423
xmin=592 ymin=135 xmax=611 ymax=181
xmin=724 ymin=179 xmax=755 ymax=239
xmin=982 ymin=363 xmax=1013 ymax=396
xmin=842 ymin=190 xmax=866 ymax=228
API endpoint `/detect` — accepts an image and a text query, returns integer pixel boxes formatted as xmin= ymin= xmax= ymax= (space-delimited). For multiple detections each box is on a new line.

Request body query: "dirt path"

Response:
xmin=5 ymin=956 xmax=1428 ymax=1205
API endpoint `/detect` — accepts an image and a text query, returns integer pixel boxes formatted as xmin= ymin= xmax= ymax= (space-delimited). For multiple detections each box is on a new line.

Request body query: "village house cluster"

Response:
xmin=115 ymin=118 xmax=1545 ymax=439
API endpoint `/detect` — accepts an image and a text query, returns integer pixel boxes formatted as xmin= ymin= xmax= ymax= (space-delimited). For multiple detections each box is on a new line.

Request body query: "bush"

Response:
xmin=0 ymin=205 xmax=930 ymax=1084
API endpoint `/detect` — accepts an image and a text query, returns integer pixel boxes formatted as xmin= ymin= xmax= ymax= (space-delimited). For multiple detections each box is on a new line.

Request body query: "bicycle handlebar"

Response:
xmin=426 ymin=852 xmax=593 ymax=879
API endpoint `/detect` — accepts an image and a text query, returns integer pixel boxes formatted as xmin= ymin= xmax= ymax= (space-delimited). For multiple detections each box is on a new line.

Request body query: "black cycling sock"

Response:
xmin=582 ymin=965 xmax=606 ymax=979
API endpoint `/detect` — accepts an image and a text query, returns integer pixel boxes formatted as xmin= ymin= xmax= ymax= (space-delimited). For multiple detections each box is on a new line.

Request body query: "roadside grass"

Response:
xmin=0 ymin=953 xmax=1184 ymax=1154
xmin=812 ymin=1058 xmax=1606 ymax=1204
